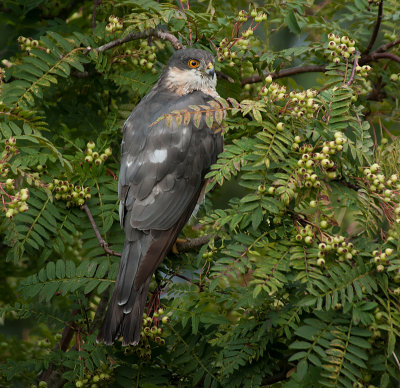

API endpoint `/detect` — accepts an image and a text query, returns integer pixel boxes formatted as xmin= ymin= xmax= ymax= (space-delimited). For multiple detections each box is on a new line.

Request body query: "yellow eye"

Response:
xmin=188 ymin=59 xmax=200 ymax=68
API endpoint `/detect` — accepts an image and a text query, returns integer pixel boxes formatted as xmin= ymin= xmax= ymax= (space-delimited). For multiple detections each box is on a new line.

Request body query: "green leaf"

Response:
xmin=285 ymin=10 xmax=301 ymax=34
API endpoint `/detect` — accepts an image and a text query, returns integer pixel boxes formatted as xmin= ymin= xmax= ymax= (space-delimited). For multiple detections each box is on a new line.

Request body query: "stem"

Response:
xmin=92 ymin=28 xmax=183 ymax=53
xmin=241 ymin=65 xmax=327 ymax=86
xmin=346 ymin=51 xmax=360 ymax=86
xmin=363 ymin=0 xmax=384 ymax=55
xmin=81 ymin=203 xmax=122 ymax=257
xmin=92 ymin=0 xmax=101 ymax=33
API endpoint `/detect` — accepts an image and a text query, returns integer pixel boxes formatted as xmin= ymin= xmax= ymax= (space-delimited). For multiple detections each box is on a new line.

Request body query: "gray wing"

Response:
xmin=119 ymin=90 xmax=222 ymax=231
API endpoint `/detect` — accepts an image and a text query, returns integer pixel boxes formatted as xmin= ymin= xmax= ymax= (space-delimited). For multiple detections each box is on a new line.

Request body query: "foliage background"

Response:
xmin=1 ymin=0 xmax=400 ymax=387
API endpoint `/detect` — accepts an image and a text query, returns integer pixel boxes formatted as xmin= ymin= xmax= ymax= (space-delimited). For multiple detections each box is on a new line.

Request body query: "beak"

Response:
xmin=205 ymin=62 xmax=215 ymax=78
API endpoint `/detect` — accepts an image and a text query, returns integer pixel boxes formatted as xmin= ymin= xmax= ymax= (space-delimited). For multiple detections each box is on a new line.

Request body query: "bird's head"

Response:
xmin=161 ymin=48 xmax=217 ymax=96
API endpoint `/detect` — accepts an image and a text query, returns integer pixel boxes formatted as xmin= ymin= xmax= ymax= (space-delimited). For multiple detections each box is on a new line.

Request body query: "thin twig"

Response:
xmin=360 ymin=51 xmax=400 ymax=65
xmin=174 ymin=273 xmax=193 ymax=282
xmin=216 ymin=70 xmax=235 ymax=83
xmin=393 ymin=351 xmax=400 ymax=371
xmin=241 ymin=65 xmax=327 ymax=86
xmin=346 ymin=51 xmax=360 ymax=86
xmin=375 ymin=36 xmax=400 ymax=53
xmin=92 ymin=0 xmax=101 ymax=33
xmin=363 ymin=0 xmax=384 ymax=55
xmin=81 ymin=203 xmax=122 ymax=257
xmin=90 ymin=28 xmax=183 ymax=53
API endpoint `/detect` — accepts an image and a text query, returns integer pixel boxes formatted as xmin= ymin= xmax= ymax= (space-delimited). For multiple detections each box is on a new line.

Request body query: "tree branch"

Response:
xmin=363 ymin=0 xmax=384 ymax=55
xmin=375 ymin=36 xmax=400 ymax=53
xmin=92 ymin=0 xmax=101 ymax=33
xmin=241 ymin=35 xmax=400 ymax=86
xmin=176 ymin=235 xmax=212 ymax=252
xmin=91 ymin=28 xmax=184 ymax=53
xmin=81 ymin=204 xmax=122 ymax=257
xmin=360 ymin=51 xmax=400 ymax=64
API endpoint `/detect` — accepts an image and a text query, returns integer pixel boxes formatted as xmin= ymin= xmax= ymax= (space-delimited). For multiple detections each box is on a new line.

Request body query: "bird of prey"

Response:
xmin=97 ymin=48 xmax=223 ymax=346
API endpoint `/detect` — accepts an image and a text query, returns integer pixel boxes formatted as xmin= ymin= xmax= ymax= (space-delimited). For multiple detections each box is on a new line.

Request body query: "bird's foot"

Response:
xmin=172 ymin=238 xmax=187 ymax=254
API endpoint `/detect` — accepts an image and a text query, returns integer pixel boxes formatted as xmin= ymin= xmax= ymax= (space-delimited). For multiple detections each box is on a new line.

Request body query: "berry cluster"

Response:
xmin=3 ymin=136 xmax=17 ymax=158
xmin=362 ymin=163 xmax=399 ymax=200
xmin=105 ymin=15 xmax=123 ymax=33
xmin=295 ymin=132 xmax=348 ymax=185
xmin=85 ymin=141 xmax=112 ymax=166
xmin=261 ymin=83 xmax=319 ymax=119
xmin=316 ymin=235 xmax=359 ymax=267
xmin=371 ymin=247 xmax=394 ymax=272
xmin=124 ymin=309 xmax=169 ymax=359
xmin=327 ymin=33 xmax=357 ymax=64
xmin=48 ymin=179 xmax=91 ymax=207
xmin=216 ymin=9 xmax=266 ymax=63
xmin=126 ymin=41 xmax=157 ymax=70
xmin=295 ymin=224 xmax=315 ymax=245
xmin=140 ymin=309 xmax=168 ymax=345
xmin=355 ymin=65 xmax=372 ymax=78
xmin=17 ymin=36 xmax=40 ymax=52
xmin=237 ymin=9 xmax=267 ymax=22
xmin=202 ymin=249 xmax=216 ymax=262
xmin=288 ymin=89 xmax=319 ymax=119
xmin=4 ymin=188 xmax=29 ymax=218
xmin=74 ymin=364 xmax=113 ymax=387
xmin=390 ymin=73 xmax=400 ymax=82
xmin=250 ymin=9 xmax=268 ymax=22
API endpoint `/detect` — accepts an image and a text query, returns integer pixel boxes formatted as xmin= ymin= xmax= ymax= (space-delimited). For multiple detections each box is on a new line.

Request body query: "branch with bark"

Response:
xmin=81 ymin=203 xmax=122 ymax=257
xmin=363 ymin=0 xmax=384 ymax=55
xmin=241 ymin=1 xmax=400 ymax=87
xmin=82 ymin=203 xmax=212 ymax=257
xmin=90 ymin=28 xmax=184 ymax=53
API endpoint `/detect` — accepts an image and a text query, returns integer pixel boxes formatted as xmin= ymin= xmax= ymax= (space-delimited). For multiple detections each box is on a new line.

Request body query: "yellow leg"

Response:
xmin=172 ymin=238 xmax=187 ymax=254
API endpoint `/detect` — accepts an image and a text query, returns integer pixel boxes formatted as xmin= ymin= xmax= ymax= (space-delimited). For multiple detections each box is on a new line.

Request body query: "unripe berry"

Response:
xmin=276 ymin=122 xmax=285 ymax=131
xmin=385 ymin=248 xmax=393 ymax=256
xmin=265 ymin=75 xmax=273 ymax=83
xmin=320 ymin=220 xmax=328 ymax=229
xmin=317 ymin=258 xmax=325 ymax=267
xmin=304 ymin=236 xmax=313 ymax=244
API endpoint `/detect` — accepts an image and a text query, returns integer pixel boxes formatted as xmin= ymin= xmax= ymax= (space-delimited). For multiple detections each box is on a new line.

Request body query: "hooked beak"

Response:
xmin=205 ymin=62 xmax=215 ymax=78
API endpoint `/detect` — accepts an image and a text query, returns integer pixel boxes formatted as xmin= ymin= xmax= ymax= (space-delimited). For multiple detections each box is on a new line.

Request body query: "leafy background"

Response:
xmin=1 ymin=0 xmax=400 ymax=387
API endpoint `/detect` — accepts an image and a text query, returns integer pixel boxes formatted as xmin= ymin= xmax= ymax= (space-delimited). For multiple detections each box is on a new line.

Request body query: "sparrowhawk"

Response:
xmin=97 ymin=48 xmax=223 ymax=346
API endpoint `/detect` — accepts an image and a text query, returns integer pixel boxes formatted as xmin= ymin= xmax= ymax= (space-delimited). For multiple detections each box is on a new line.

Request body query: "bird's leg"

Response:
xmin=171 ymin=237 xmax=188 ymax=254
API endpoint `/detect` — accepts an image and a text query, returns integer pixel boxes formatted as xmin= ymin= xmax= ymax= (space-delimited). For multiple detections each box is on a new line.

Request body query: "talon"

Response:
xmin=172 ymin=238 xmax=187 ymax=254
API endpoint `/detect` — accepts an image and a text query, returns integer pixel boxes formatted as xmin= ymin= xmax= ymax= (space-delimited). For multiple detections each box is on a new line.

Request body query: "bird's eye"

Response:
xmin=188 ymin=59 xmax=200 ymax=68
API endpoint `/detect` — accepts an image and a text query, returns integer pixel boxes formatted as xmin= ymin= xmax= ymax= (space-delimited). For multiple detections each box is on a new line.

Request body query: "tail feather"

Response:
xmin=120 ymin=280 xmax=150 ymax=345
xmin=97 ymin=240 xmax=146 ymax=345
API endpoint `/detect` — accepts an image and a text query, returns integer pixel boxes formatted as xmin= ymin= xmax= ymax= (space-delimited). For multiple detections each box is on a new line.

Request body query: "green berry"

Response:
xmin=304 ymin=236 xmax=313 ymax=244
xmin=320 ymin=220 xmax=328 ymax=229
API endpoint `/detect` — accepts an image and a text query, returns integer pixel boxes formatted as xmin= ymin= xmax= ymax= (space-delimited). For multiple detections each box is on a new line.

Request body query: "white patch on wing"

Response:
xmin=150 ymin=149 xmax=167 ymax=163
xmin=126 ymin=154 xmax=134 ymax=167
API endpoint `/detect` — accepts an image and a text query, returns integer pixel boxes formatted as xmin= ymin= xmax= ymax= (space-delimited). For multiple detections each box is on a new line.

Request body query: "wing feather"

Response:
xmin=119 ymin=91 xmax=222 ymax=231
